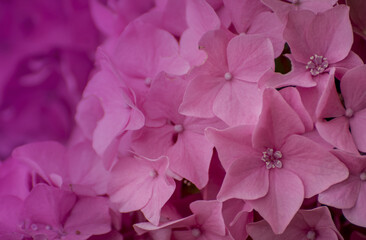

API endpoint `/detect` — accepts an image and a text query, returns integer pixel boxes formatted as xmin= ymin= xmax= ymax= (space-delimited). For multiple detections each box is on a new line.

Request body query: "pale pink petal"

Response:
xmin=247 ymin=169 xmax=304 ymax=234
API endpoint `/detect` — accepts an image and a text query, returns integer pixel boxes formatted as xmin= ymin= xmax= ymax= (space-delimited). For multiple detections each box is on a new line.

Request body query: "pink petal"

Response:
xmin=217 ymin=155 xmax=269 ymax=201
xmin=350 ymin=108 xmax=366 ymax=152
xmin=22 ymin=184 xmax=76 ymax=229
xmin=247 ymin=169 xmax=304 ymax=234
xmin=179 ymin=75 xmax=224 ymax=118
xmin=318 ymin=176 xmax=360 ymax=209
xmin=205 ymin=125 xmax=256 ymax=171
xmin=316 ymin=117 xmax=358 ymax=153
xmin=305 ymin=5 xmax=353 ymax=63
xmin=247 ymin=11 xmax=285 ymax=58
xmin=316 ymin=69 xmax=345 ymax=119
xmin=12 ymin=141 xmax=66 ymax=185
xmin=284 ymin=10 xmax=316 ymax=63
xmin=213 ymin=81 xmax=262 ymax=126
xmin=64 ymin=197 xmax=111 ymax=237
xmin=167 ymin=131 xmax=213 ymax=189
xmin=343 ymin=183 xmax=366 ymax=227
xmin=253 ymin=88 xmax=305 ymax=150
xmin=341 ymin=65 xmax=366 ymax=112
xmin=332 ymin=51 xmax=363 ymax=79
xmin=280 ymin=87 xmax=314 ymax=132
xmin=282 ymin=134 xmax=349 ymax=198
xmin=227 ymin=34 xmax=274 ymax=83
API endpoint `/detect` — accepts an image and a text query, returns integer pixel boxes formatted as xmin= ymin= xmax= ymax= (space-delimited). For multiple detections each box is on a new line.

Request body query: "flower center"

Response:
xmin=306 ymin=230 xmax=316 ymax=240
xmin=145 ymin=77 xmax=152 ymax=86
xmin=262 ymin=148 xmax=283 ymax=169
xmin=345 ymin=108 xmax=353 ymax=118
xmin=224 ymin=72 xmax=232 ymax=81
xmin=174 ymin=124 xmax=184 ymax=133
xmin=306 ymin=55 xmax=329 ymax=76
xmin=150 ymin=170 xmax=158 ymax=178
xmin=360 ymin=172 xmax=366 ymax=181
xmin=191 ymin=228 xmax=201 ymax=237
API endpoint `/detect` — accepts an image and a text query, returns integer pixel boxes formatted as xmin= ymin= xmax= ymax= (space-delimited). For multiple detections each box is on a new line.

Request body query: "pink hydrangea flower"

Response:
xmin=180 ymin=29 xmax=274 ymax=126
xmin=206 ymin=88 xmax=348 ymax=233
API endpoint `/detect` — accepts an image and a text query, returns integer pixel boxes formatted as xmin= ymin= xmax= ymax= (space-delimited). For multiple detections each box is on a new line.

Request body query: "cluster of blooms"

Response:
xmin=1 ymin=0 xmax=366 ymax=239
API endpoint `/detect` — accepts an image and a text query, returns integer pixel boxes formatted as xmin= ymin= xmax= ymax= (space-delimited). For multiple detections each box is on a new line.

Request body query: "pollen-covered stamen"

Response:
xmin=306 ymin=54 xmax=329 ymax=76
xmin=345 ymin=108 xmax=354 ymax=118
xmin=306 ymin=230 xmax=316 ymax=240
xmin=360 ymin=172 xmax=366 ymax=181
xmin=224 ymin=72 xmax=232 ymax=81
xmin=262 ymin=148 xmax=283 ymax=169
xmin=174 ymin=124 xmax=184 ymax=133
xmin=191 ymin=228 xmax=201 ymax=237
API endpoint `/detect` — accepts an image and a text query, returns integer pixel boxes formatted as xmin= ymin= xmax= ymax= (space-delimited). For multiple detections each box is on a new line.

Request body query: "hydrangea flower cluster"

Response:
xmin=1 ymin=0 xmax=366 ymax=239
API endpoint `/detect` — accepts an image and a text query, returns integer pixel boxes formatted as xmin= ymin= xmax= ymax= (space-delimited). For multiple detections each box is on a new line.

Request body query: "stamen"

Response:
xmin=191 ymin=228 xmax=201 ymax=237
xmin=174 ymin=124 xmax=184 ymax=133
xmin=145 ymin=77 xmax=152 ymax=86
xmin=360 ymin=172 xmax=366 ymax=181
xmin=224 ymin=72 xmax=232 ymax=81
xmin=262 ymin=148 xmax=283 ymax=169
xmin=306 ymin=230 xmax=316 ymax=240
xmin=345 ymin=108 xmax=353 ymax=118
xmin=306 ymin=54 xmax=328 ymax=76
xmin=150 ymin=170 xmax=158 ymax=178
